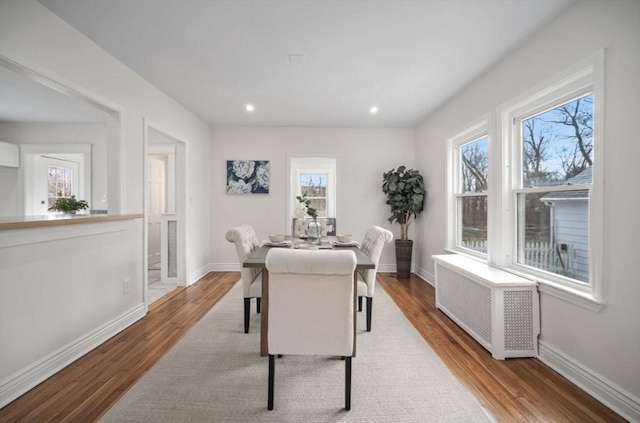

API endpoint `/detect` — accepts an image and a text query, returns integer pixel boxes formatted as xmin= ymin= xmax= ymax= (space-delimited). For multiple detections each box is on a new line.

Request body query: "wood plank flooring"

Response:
xmin=0 ymin=272 xmax=626 ymax=422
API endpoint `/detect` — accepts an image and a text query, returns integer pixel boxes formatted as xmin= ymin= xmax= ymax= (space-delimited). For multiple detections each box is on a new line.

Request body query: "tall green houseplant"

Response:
xmin=382 ymin=166 xmax=426 ymax=278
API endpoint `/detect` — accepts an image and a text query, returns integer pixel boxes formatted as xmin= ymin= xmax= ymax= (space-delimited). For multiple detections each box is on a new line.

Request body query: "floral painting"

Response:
xmin=226 ymin=160 xmax=270 ymax=194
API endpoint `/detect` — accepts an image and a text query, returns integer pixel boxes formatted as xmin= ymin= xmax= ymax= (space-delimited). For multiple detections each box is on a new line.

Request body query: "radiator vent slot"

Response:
xmin=438 ymin=266 xmax=492 ymax=344
xmin=504 ymin=290 xmax=534 ymax=351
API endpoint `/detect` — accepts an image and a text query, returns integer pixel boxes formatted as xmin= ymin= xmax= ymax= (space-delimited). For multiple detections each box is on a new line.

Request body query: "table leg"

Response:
xmin=352 ymin=270 xmax=357 ymax=357
xmin=261 ymin=269 xmax=269 ymax=357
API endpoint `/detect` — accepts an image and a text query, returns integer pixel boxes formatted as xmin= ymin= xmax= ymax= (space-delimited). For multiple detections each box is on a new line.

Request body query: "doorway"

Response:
xmin=144 ymin=121 xmax=186 ymax=306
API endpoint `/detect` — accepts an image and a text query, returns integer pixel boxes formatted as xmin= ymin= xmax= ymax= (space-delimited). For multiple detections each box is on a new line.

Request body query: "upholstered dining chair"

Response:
xmin=225 ymin=225 xmax=262 ymax=334
xmin=357 ymin=226 xmax=393 ymax=332
xmin=265 ymin=248 xmax=357 ymax=411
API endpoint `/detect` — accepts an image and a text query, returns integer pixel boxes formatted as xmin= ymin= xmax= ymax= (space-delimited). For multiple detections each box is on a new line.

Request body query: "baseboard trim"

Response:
xmin=210 ymin=262 xmax=240 ymax=272
xmin=0 ymin=304 xmax=146 ymax=409
xmin=538 ymin=341 xmax=640 ymax=422
xmin=187 ymin=264 xmax=213 ymax=286
xmin=414 ymin=265 xmax=434 ymax=286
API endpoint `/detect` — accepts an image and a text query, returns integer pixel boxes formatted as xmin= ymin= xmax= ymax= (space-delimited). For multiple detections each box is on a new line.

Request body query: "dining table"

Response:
xmin=243 ymin=236 xmax=375 ymax=357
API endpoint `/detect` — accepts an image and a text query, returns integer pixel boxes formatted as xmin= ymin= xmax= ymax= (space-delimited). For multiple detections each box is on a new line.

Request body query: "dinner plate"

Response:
xmin=264 ymin=240 xmax=292 ymax=247
xmin=333 ymin=241 xmax=360 ymax=247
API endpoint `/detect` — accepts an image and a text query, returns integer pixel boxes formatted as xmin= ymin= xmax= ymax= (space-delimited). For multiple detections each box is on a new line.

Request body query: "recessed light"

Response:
xmin=245 ymin=104 xmax=255 ymax=112
xmin=370 ymin=106 xmax=379 ymax=114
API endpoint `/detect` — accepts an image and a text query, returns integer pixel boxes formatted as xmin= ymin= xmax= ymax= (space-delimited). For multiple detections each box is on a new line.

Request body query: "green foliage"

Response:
xmin=48 ymin=195 xmax=89 ymax=213
xmin=382 ymin=166 xmax=426 ymax=240
xmin=296 ymin=193 xmax=318 ymax=220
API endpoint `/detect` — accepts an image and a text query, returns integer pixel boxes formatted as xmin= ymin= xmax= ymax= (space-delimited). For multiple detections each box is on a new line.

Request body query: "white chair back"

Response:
xmin=358 ymin=226 xmax=393 ymax=297
xmin=266 ymin=248 xmax=356 ymax=356
xmin=225 ymin=225 xmax=262 ymax=298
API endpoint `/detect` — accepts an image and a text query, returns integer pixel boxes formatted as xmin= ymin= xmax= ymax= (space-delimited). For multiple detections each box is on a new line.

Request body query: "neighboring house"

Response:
xmin=541 ymin=167 xmax=592 ymax=282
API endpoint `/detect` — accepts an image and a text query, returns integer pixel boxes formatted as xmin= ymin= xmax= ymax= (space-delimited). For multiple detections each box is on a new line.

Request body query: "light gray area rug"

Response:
xmin=101 ymin=281 xmax=493 ymax=422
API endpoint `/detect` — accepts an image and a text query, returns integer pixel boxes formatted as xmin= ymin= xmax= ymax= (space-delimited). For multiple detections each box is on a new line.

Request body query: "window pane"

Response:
xmin=48 ymin=165 xmax=73 ymax=211
xmin=460 ymin=136 xmax=488 ymax=193
xmin=308 ymin=198 xmax=327 ymax=218
xmin=300 ymin=173 xmax=327 ymax=197
xmin=521 ymin=94 xmax=593 ymax=188
xmin=460 ymin=195 xmax=487 ymax=253
xmin=517 ymin=191 xmax=589 ymax=283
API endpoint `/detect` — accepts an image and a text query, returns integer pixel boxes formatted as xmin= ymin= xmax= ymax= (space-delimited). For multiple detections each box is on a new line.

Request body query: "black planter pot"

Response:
xmin=395 ymin=239 xmax=413 ymax=279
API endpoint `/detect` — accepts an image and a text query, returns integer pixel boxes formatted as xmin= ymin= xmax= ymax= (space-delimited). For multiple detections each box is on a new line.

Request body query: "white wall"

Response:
xmin=210 ymin=126 xmax=415 ymax=272
xmin=414 ymin=0 xmax=639 ymax=419
xmin=0 ymin=0 xmax=212 ymax=405
xmin=0 ymin=122 xmax=108 ymax=211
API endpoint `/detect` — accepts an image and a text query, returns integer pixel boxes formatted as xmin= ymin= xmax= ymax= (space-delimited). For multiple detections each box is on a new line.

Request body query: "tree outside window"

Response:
xmin=517 ymin=93 xmax=593 ymax=283
xmin=460 ymin=136 xmax=488 ymax=253
xmin=300 ymin=173 xmax=328 ymax=218
xmin=48 ymin=165 xmax=73 ymax=210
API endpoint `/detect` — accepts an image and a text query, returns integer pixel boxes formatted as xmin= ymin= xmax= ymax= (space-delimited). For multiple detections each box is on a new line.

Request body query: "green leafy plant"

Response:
xmin=48 ymin=195 xmax=89 ymax=214
xmin=382 ymin=166 xmax=426 ymax=241
xmin=296 ymin=193 xmax=318 ymax=220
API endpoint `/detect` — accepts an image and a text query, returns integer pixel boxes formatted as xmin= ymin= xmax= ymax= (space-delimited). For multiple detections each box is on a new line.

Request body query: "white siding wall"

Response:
xmin=552 ymin=200 xmax=589 ymax=282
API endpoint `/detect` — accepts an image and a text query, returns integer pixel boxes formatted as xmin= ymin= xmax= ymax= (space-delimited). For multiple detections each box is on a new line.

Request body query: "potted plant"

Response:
xmin=296 ymin=193 xmax=321 ymax=243
xmin=382 ymin=166 xmax=426 ymax=278
xmin=48 ymin=195 xmax=89 ymax=214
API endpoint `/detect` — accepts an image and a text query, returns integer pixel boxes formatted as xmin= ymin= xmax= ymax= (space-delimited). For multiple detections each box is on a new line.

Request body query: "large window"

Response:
xmin=515 ymin=94 xmax=593 ymax=283
xmin=447 ymin=120 xmax=489 ymax=257
xmin=496 ymin=54 xmax=603 ymax=307
xmin=447 ymin=56 xmax=603 ymax=308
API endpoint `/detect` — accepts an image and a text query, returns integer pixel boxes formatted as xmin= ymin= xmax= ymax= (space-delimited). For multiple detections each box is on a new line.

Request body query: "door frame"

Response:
xmin=143 ymin=119 xmax=187 ymax=306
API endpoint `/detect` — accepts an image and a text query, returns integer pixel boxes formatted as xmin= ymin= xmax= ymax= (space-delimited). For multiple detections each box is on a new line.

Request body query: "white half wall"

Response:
xmin=414 ymin=1 xmax=639 ymax=420
xmin=210 ymin=126 xmax=415 ymax=272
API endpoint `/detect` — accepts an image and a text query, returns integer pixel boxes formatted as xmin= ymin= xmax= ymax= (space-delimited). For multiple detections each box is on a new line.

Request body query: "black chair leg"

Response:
xmin=345 ymin=356 xmax=352 ymax=410
xmin=268 ymin=354 xmax=275 ymax=410
xmin=256 ymin=297 xmax=261 ymax=314
xmin=366 ymin=297 xmax=373 ymax=332
xmin=358 ymin=296 xmax=362 ymax=312
xmin=244 ymin=298 xmax=250 ymax=333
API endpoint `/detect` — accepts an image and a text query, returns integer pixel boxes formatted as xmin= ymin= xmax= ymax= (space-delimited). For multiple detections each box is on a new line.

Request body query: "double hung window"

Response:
xmin=447 ymin=54 xmax=603 ymax=307
xmin=448 ymin=120 xmax=489 ymax=257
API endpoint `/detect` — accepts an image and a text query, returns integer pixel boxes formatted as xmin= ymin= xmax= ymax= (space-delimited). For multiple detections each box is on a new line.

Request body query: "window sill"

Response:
xmin=536 ymin=279 xmax=604 ymax=312
xmin=441 ymin=250 xmax=604 ymax=312
xmin=502 ymin=265 xmax=604 ymax=312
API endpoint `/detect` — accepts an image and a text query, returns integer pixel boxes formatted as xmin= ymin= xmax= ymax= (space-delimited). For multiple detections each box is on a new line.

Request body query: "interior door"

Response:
xmin=147 ymin=156 xmax=166 ymax=268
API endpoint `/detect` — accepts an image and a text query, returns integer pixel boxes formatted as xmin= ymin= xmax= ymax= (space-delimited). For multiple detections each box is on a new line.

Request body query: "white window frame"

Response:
xmin=287 ymin=156 xmax=337 ymax=232
xmin=446 ymin=117 xmax=490 ymax=260
xmin=495 ymin=52 xmax=605 ymax=311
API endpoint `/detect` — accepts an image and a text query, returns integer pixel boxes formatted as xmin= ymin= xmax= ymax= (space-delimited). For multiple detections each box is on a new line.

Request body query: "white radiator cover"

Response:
xmin=433 ymin=254 xmax=540 ymax=360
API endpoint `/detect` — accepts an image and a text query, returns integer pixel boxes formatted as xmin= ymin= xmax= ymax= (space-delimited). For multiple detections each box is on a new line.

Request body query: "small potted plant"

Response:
xmin=382 ymin=166 xmax=426 ymax=278
xmin=48 ymin=195 xmax=89 ymax=214
xmin=296 ymin=193 xmax=321 ymax=243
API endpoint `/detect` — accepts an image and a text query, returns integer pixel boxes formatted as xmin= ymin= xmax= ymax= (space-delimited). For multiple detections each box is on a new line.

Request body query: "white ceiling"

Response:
xmin=29 ymin=0 xmax=573 ymax=128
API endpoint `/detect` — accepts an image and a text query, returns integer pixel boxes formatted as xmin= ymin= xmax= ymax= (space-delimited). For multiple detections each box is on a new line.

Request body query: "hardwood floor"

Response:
xmin=0 ymin=272 xmax=626 ymax=422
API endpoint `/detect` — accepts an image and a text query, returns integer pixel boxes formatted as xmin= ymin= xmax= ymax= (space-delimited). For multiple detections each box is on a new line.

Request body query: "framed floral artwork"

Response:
xmin=226 ymin=160 xmax=270 ymax=194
